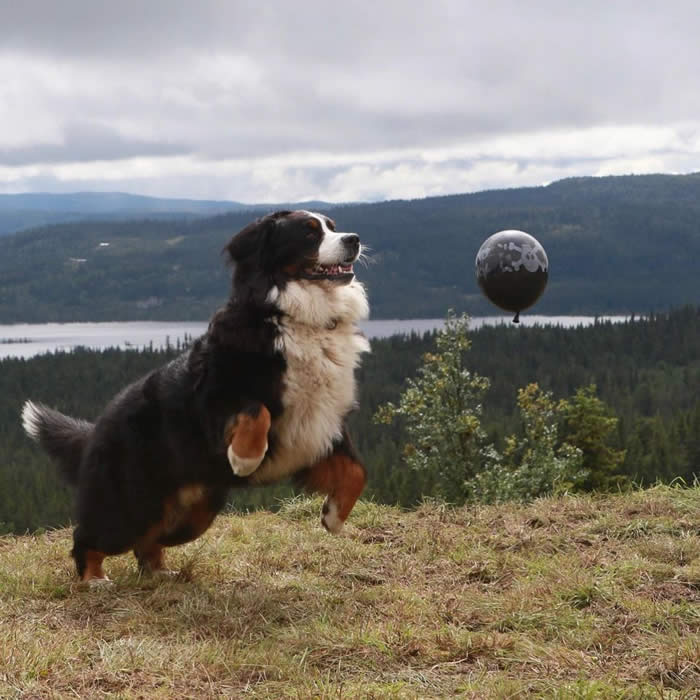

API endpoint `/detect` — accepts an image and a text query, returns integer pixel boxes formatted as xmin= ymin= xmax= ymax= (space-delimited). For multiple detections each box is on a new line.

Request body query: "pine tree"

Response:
xmin=374 ymin=311 xmax=492 ymax=501
xmin=561 ymin=384 xmax=627 ymax=490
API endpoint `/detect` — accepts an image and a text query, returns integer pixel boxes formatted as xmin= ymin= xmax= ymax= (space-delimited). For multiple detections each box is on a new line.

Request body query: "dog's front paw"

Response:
xmin=225 ymin=404 xmax=270 ymax=477
xmin=85 ymin=576 xmax=114 ymax=588
xmin=227 ymin=443 xmax=267 ymax=476
xmin=321 ymin=497 xmax=344 ymax=534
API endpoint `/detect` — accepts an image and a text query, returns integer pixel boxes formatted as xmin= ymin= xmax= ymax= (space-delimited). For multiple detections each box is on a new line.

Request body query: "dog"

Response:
xmin=21 ymin=210 xmax=370 ymax=583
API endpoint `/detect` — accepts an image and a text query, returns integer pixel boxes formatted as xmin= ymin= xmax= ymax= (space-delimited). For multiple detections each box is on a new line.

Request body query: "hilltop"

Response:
xmin=1 ymin=487 xmax=698 ymax=698
xmin=0 ymin=192 xmax=338 ymax=237
xmin=1 ymin=172 xmax=700 ymax=321
xmin=0 ymin=192 xmax=242 ymax=237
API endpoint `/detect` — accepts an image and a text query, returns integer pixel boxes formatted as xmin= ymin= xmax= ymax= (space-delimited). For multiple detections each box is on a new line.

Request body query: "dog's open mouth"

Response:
xmin=302 ymin=262 xmax=354 ymax=282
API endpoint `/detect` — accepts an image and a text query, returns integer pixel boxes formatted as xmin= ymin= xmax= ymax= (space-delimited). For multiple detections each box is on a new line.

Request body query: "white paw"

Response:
xmin=86 ymin=577 xmax=114 ymax=588
xmin=321 ymin=498 xmax=344 ymax=534
xmin=227 ymin=443 xmax=266 ymax=476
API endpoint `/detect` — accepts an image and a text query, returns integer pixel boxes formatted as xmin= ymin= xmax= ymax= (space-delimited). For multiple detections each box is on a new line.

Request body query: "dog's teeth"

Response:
xmin=310 ymin=262 xmax=354 ymax=276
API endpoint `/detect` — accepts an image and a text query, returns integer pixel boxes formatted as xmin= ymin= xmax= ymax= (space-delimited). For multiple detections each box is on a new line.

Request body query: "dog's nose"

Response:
xmin=342 ymin=234 xmax=360 ymax=256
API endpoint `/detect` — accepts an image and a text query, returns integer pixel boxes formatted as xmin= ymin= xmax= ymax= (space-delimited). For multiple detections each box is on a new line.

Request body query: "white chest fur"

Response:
xmin=250 ymin=279 xmax=370 ymax=484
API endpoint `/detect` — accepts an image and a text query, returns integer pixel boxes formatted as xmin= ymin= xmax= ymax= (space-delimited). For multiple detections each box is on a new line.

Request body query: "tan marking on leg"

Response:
xmin=226 ymin=405 xmax=271 ymax=475
xmin=178 ymin=484 xmax=205 ymax=508
xmin=179 ymin=501 xmax=216 ymax=542
xmin=136 ymin=493 xmax=217 ymax=574
xmin=160 ymin=499 xmax=217 ymax=546
xmin=82 ymin=550 xmax=109 ymax=582
xmin=304 ymin=455 xmax=366 ymax=533
xmin=134 ymin=498 xmax=177 ymax=574
xmin=228 ymin=405 xmax=271 ymax=459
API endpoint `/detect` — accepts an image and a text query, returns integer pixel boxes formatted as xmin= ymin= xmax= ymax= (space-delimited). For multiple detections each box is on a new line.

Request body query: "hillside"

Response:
xmin=0 ymin=488 xmax=698 ymax=698
xmin=0 ymin=192 xmax=249 ymax=237
xmin=1 ymin=173 xmax=700 ymax=321
xmin=0 ymin=192 xmax=338 ymax=237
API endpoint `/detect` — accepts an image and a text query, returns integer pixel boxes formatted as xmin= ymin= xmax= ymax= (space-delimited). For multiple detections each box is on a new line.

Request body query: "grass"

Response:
xmin=0 ymin=485 xmax=698 ymax=698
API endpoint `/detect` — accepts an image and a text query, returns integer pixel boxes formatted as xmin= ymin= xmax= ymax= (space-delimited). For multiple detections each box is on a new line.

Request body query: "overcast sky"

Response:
xmin=2 ymin=1 xmax=700 ymax=202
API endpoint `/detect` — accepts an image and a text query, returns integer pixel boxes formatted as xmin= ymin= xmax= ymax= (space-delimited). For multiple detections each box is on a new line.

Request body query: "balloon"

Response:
xmin=475 ymin=230 xmax=548 ymax=323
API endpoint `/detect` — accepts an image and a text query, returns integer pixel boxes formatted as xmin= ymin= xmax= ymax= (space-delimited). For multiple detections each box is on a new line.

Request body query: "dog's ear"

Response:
xmin=223 ymin=211 xmax=292 ymax=266
xmin=224 ymin=216 xmax=274 ymax=265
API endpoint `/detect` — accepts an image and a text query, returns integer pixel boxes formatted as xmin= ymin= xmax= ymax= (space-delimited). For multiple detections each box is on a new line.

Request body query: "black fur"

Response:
xmin=22 ymin=210 xmax=364 ymax=579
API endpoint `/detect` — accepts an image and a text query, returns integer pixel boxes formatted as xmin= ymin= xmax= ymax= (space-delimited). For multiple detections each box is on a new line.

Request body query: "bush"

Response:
xmin=376 ymin=312 xmax=588 ymax=504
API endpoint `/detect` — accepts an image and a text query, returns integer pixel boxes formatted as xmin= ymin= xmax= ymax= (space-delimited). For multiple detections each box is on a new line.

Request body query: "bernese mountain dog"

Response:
xmin=21 ymin=210 xmax=370 ymax=584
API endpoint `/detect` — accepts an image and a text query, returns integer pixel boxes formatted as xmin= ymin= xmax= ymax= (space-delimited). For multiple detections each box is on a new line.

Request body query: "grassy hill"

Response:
xmin=1 ymin=487 xmax=698 ymax=698
xmin=2 ymin=173 xmax=700 ymax=321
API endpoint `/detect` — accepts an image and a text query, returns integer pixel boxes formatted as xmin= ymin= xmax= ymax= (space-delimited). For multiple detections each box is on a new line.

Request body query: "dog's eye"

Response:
xmin=306 ymin=220 xmax=321 ymax=238
xmin=326 ymin=219 xmax=336 ymax=231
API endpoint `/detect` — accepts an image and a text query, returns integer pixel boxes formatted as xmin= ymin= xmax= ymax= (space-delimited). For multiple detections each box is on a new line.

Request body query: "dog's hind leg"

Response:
xmin=133 ymin=487 xmax=226 ymax=577
xmin=131 ymin=497 xmax=182 ymax=576
xmin=225 ymin=402 xmax=271 ymax=477
xmin=72 ymin=545 xmax=110 ymax=583
xmin=71 ymin=524 xmax=127 ymax=583
xmin=133 ymin=540 xmax=168 ymax=575
xmin=297 ymin=432 xmax=366 ymax=534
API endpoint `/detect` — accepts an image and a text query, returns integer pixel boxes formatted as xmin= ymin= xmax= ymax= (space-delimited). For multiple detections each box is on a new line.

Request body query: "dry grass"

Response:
xmin=1 ymin=485 xmax=698 ymax=698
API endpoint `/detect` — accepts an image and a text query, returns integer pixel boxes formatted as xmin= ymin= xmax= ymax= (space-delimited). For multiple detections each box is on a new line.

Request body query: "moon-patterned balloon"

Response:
xmin=475 ymin=230 xmax=548 ymax=323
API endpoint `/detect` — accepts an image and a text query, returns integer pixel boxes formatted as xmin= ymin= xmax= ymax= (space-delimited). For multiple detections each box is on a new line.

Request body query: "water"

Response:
xmin=0 ymin=316 xmax=635 ymax=360
xmin=0 ymin=321 xmax=207 ymax=359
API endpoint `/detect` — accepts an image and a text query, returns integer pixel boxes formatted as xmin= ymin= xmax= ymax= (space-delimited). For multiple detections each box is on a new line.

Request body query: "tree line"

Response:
xmin=1 ymin=305 xmax=698 ymax=533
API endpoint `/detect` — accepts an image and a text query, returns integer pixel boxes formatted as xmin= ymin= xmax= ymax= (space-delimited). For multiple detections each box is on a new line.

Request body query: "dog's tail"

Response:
xmin=21 ymin=400 xmax=94 ymax=486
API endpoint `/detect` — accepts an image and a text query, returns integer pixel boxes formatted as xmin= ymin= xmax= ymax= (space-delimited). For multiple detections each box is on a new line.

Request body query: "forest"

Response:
xmin=1 ymin=172 xmax=700 ymax=321
xmin=1 ymin=305 xmax=698 ymax=534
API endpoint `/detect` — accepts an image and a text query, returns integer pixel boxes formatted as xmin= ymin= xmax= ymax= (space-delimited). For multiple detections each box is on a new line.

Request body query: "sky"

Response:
xmin=3 ymin=0 xmax=700 ymax=203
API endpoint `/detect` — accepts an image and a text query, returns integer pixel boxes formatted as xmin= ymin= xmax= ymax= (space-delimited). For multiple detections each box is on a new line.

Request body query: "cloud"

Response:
xmin=0 ymin=122 xmax=188 ymax=166
xmin=2 ymin=1 xmax=700 ymax=200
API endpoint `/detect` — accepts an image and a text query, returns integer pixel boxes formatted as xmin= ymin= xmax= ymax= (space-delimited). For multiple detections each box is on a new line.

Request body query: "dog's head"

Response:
xmin=225 ymin=210 xmax=361 ymax=287
xmin=224 ymin=210 xmax=368 ymax=326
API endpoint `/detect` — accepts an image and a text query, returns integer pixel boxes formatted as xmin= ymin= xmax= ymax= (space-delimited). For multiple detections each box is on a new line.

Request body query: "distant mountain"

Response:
xmin=0 ymin=173 xmax=699 ymax=321
xmin=0 ymin=191 xmax=249 ymax=214
xmin=0 ymin=191 xmax=343 ymax=237
xmin=0 ymin=191 xmax=256 ymax=236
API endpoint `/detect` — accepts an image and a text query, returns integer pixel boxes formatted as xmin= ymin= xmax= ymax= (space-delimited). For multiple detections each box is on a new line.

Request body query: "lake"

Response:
xmin=0 ymin=316 xmax=634 ymax=359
